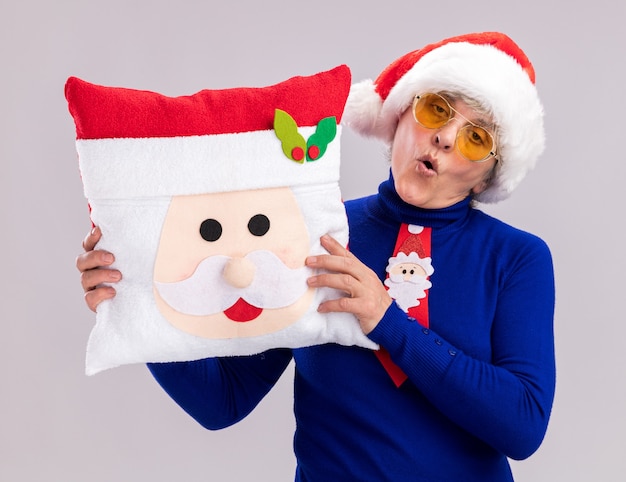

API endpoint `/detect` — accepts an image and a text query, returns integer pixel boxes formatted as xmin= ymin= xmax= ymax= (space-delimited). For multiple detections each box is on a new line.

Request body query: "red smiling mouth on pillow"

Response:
xmin=223 ymin=298 xmax=263 ymax=322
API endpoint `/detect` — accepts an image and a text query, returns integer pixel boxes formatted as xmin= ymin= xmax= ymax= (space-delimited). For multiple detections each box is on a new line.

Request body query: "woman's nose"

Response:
xmin=222 ymin=256 xmax=256 ymax=288
xmin=433 ymin=122 xmax=459 ymax=151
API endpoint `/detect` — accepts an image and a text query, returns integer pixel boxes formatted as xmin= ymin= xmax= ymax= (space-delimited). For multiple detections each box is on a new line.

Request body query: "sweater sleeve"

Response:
xmin=147 ymin=348 xmax=293 ymax=430
xmin=367 ymin=237 xmax=556 ymax=460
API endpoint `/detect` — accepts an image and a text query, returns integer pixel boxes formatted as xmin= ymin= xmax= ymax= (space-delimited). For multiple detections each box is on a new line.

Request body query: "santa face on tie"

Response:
xmin=153 ymin=187 xmax=314 ymax=339
xmin=384 ymin=251 xmax=434 ymax=312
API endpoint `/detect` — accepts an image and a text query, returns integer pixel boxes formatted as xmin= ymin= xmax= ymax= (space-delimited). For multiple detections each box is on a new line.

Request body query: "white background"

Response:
xmin=2 ymin=1 xmax=624 ymax=480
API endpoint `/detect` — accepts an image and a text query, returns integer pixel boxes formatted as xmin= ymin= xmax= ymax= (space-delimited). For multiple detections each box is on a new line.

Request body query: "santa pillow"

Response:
xmin=66 ymin=65 xmax=377 ymax=375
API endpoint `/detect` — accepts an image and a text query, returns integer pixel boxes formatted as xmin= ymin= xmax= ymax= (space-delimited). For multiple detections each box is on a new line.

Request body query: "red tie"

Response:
xmin=375 ymin=223 xmax=432 ymax=387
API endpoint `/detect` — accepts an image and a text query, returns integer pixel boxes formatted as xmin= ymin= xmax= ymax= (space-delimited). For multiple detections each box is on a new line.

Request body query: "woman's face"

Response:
xmin=390 ymin=97 xmax=497 ymax=209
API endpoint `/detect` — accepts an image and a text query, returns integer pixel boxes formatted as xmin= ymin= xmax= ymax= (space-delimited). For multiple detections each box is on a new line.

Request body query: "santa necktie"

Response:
xmin=375 ymin=223 xmax=432 ymax=387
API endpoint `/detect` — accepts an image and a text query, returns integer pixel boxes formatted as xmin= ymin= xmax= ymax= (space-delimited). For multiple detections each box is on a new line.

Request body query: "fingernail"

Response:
xmin=103 ymin=253 xmax=114 ymax=264
xmin=109 ymin=271 xmax=121 ymax=281
xmin=307 ymin=256 xmax=317 ymax=265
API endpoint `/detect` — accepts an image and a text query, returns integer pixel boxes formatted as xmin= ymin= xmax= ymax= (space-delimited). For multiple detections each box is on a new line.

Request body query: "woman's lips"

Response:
xmin=416 ymin=158 xmax=437 ymax=177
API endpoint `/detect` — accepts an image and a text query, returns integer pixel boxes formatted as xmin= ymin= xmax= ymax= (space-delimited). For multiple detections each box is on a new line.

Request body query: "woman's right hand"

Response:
xmin=76 ymin=226 xmax=121 ymax=312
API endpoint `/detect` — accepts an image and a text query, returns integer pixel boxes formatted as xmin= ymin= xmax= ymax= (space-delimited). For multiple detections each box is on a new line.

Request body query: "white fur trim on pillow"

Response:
xmin=77 ymin=126 xmax=342 ymax=200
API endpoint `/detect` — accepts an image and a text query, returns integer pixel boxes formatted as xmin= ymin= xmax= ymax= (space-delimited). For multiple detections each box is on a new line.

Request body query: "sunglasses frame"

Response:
xmin=412 ymin=93 xmax=498 ymax=163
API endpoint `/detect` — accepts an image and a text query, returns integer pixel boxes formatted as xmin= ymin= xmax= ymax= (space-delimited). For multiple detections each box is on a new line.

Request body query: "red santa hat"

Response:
xmin=66 ymin=65 xmax=351 ymax=201
xmin=398 ymin=229 xmax=425 ymax=257
xmin=343 ymin=32 xmax=545 ymax=203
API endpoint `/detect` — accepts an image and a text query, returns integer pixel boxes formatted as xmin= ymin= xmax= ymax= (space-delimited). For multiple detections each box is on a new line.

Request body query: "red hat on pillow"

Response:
xmin=66 ymin=65 xmax=351 ymax=201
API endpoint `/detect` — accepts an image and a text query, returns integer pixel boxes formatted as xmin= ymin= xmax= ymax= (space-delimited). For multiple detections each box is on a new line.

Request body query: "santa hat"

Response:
xmin=390 ymin=225 xmax=434 ymax=277
xmin=66 ymin=65 xmax=351 ymax=201
xmin=398 ymin=229 xmax=425 ymax=257
xmin=343 ymin=32 xmax=545 ymax=203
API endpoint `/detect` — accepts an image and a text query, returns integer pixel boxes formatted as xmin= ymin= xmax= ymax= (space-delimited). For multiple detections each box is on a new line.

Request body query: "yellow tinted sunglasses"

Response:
xmin=412 ymin=93 xmax=497 ymax=162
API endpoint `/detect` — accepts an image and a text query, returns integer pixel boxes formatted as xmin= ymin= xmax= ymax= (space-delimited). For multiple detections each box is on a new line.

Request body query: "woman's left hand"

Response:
xmin=306 ymin=234 xmax=392 ymax=335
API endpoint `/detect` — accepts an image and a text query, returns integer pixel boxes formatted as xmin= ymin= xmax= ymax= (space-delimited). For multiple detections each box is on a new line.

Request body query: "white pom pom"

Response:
xmin=342 ymin=80 xmax=386 ymax=140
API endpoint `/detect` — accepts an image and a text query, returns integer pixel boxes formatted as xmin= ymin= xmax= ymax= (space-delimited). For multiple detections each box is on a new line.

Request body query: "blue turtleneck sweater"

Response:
xmin=148 ymin=175 xmax=556 ymax=482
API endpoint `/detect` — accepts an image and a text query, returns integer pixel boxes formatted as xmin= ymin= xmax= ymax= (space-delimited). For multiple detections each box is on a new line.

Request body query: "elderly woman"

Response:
xmin=77 ymin=32 xmax=555 ymax=481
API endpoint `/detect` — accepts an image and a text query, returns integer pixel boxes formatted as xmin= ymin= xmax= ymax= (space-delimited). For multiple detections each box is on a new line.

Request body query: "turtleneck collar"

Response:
xmin=372 ymin=171 xmax=473 ymax=230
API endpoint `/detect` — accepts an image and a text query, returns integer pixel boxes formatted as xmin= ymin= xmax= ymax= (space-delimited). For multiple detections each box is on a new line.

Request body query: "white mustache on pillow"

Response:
xmin=154 ymin=250 xmax=309 ymax=316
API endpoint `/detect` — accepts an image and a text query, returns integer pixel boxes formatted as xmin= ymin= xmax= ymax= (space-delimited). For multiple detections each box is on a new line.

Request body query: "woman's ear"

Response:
xmin=471 ymin=160 xmax=498 ymax=196
xmin=470 ymin=179 xmax=490 ymax=196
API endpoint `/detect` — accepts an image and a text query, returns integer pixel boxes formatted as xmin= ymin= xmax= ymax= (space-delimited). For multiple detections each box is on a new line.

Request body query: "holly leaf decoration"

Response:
xmin=274 ymin=110 xmax=338 ymax=163
xmin=306 ymin=116 xmax=336 ymax=162
xmin=274 ymin=109 xmax=307 ymax=163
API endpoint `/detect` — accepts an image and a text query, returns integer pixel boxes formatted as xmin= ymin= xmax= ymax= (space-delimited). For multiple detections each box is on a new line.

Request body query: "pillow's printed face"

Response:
xmin=153 ymin=187 xmax=313 ymax=339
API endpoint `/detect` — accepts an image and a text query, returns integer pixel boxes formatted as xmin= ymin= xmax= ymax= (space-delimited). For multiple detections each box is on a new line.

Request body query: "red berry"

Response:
xmin=308 ymin=145 xmax=320 ymax=160
xmin=291 ymin=146 xmax=304 ymax=161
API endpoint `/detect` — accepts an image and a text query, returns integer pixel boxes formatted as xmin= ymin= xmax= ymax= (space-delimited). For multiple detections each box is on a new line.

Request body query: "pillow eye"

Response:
xmin=248 ymin=214 xmax=270 ymax=237
xmin=199 ymin=218 xmax=222 ymax=242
